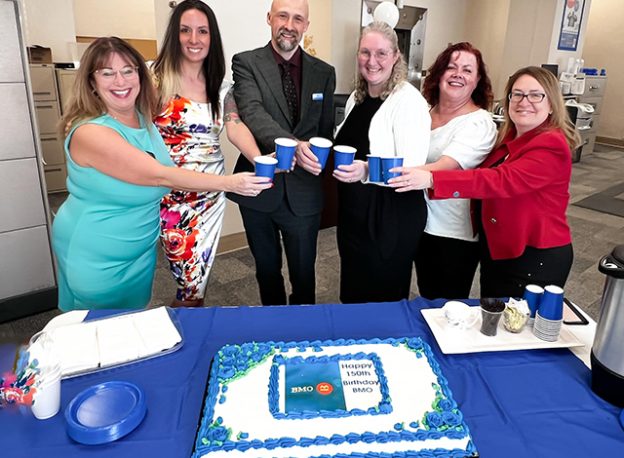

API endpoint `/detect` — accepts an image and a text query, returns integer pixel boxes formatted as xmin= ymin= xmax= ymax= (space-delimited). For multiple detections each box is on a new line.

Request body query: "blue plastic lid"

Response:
xmin=65 ymin=381 xmax=146 ymax=445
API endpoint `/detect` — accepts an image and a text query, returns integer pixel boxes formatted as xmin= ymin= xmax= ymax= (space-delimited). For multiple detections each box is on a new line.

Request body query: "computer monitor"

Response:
xmin=541 ymin=64 xmax=559 ymax=77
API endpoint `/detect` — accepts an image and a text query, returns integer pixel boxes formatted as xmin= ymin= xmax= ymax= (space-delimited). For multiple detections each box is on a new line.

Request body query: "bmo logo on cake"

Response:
xmin=316 ymin=382 xmax=333 ymax=395
xmin=285 ymin=360 xmax=347 ymax=412
xmin=290 ymin=381 xmax=334 ymax=395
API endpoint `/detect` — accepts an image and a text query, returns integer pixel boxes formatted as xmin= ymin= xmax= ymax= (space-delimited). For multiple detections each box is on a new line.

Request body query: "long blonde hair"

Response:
xmin=497 ymin=66 xmax=580 ymax=151
xmin=354 ymin=21 xmax=407 ymax=104
xmin=59 ymin=37 xmax=157 ymax=137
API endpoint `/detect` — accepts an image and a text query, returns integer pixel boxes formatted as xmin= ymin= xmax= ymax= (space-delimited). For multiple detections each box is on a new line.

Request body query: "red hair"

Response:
xmin=422 ymin=42 xmax=493 ymax=110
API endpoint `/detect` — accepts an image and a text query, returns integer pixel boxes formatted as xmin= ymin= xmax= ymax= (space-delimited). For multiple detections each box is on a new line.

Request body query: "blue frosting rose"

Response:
xmin=425 ymin=412 xmax=444 ymax=429
xmin=207 ymin=426 xmax=229 ymax=442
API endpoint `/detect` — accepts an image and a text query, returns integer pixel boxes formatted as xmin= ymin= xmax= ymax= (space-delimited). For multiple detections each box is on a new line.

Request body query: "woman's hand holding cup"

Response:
xmin=333 ymin=160 xmax=367 ymax=183
xmin=388 ymin=166 xmax=433 ymax=192
xmin=228 ymin=172 xmax=272 ymax=197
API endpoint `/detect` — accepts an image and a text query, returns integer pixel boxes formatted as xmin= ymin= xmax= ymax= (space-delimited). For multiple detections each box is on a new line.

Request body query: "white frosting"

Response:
xmin=198 ymin=342 xmax=472 ymax=458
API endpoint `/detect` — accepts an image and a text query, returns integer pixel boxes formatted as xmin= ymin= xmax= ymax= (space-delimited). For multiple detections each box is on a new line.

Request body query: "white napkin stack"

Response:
xmin=28 ymin=307 xmax=183 ymax=377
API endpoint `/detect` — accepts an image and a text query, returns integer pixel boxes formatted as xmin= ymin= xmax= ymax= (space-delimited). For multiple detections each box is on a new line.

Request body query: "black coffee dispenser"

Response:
xmin=591 ymin=244 xmax=624 ymax=407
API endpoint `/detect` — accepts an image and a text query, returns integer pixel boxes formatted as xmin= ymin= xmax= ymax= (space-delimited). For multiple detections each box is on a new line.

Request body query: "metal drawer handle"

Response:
xmin=589 ymin=85 xmax=599 ymax=90
xmin=46 ymin=167 xmax=63 ymax=172
xmin=40 ymin=138 xmax=58 ymax=142
xmin=37 ymin=105 xmax=54 ymax=109
xmin=33 ymin=91 xmax=52 ymax=95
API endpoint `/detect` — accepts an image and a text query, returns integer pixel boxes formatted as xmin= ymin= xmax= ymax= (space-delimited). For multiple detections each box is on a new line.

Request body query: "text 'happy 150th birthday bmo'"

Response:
xmin=283 ymin=355 xmax=386 ymax=415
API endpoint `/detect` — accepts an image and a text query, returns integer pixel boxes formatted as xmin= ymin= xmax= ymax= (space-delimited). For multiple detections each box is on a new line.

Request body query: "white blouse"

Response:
xmin=424 ymin=109 xmax=497 ymax=241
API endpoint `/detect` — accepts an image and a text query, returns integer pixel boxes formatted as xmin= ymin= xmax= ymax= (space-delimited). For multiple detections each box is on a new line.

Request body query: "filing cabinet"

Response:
xmin=30 ymin=63 xmax=67 ymax=192
xmin=577 ymin=75 xmax=607 ymax=156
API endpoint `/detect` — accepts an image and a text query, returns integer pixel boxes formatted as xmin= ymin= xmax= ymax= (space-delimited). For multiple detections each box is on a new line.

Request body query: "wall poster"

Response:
xmin=558 ymin=0 xmax=586 ymax=51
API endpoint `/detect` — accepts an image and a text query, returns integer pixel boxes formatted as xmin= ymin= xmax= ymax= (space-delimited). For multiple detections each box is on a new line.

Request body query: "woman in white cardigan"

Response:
xmin=332 ymin=21 xmax=430 ymax=303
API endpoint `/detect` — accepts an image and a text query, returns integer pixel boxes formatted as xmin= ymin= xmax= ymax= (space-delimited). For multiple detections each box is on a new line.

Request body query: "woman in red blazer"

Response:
xmin=391 ymin=66 xmax=580 ymax=298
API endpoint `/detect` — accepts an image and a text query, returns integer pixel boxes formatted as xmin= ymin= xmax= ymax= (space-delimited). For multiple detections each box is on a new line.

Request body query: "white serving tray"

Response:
xmin=28 ymin=307 xmax=183 ymax=378
xmin=421 ymin=307 xmax=585 ymax=354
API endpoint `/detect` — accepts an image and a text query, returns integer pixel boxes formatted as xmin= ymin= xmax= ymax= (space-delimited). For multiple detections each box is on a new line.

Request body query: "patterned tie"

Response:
xmin=280 ymin=62 xmax=299 ymax=125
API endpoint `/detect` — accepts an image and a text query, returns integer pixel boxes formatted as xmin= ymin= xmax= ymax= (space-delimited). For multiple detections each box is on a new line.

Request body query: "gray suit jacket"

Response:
xmin=227 ymin=44 xmax=336 ymax=215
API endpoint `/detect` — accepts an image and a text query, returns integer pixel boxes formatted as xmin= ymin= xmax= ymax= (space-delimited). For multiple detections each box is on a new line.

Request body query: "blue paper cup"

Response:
xmin=523 ymin=284 xmax=544 ymax=318
xmin=275 ymin=137 xmax=297 ymax=170
xmin=537 ymin=285 xmax=564 ymax=320
xmin=382 ymin=157 xmax=404 ymax=184
xmin=254 ymin=156 xmax=278 ymax=181
xmin=367 ymin=155 xmax=382 ymax=182
xmin=333 ymin=145 xmax=357 ymax=170
xmin=309 ymin=137 xmax=333 ymax=170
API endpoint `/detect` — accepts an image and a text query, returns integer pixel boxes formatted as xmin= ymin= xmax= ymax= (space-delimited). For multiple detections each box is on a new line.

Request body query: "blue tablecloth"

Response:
xmin=1 ymin=298 xmax=623 ymax=457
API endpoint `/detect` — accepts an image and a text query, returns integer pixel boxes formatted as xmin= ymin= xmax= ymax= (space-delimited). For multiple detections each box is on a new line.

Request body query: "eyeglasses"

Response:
xmin=508 ymin=92 xmax=546 ymax=103
xmin=358 ymin=49 xmax=394 ymax=62
xmin=93 ymin=66 xmax=139 ymax=80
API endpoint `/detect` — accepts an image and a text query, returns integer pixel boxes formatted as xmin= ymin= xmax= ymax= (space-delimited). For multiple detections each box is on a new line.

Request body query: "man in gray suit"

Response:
xmin=228 ymin=0 xmax=336 ymax=305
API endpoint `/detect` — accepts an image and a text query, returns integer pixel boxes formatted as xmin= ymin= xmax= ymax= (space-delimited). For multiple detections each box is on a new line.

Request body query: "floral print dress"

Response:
xmin=154 ymin=82 xmax=231 ymax=301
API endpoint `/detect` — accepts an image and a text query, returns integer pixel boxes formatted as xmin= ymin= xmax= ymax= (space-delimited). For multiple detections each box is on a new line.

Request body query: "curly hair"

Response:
xmin=354 ymin=21 xmax=407 ymax=104
xmin=422 ymin=42 xmax=493 ymax=110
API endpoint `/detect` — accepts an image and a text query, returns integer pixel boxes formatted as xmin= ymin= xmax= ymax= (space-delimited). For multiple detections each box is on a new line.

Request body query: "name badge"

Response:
xmin=312 ymin=93 xmax=323 ymax=101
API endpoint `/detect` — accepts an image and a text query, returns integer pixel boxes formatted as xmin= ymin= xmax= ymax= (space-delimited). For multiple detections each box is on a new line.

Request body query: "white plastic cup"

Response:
xmin=31 ymin=364 xmax=62 ymax=420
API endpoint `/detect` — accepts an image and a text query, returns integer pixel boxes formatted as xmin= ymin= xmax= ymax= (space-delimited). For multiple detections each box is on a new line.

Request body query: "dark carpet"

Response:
xmin=574 ymin=182 xmax=624 ymax=217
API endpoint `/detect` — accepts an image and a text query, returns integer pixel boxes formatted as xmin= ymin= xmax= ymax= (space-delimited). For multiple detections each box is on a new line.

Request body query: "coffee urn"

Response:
xmin=591 ymin=244 xmax=624 ymax=407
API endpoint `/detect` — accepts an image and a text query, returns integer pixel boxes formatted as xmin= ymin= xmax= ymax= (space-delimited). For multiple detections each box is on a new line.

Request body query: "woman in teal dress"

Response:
xmin=52 ymin=37 xmax=271 ymax=311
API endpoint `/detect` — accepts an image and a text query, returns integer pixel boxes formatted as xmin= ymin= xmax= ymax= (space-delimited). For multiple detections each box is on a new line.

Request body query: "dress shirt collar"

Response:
xmin=269 ymin=42 xmax=302 ymax=69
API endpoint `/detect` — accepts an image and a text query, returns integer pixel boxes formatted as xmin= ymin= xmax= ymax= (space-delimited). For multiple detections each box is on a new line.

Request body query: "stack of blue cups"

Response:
xmin=533 ymin=285 xmax=565 ymax=342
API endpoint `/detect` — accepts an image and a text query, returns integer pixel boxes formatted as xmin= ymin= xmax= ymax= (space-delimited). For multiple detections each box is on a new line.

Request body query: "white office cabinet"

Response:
xmin=0 ymin=83 xmax=36 ymax=160
xmin=577 ymin=75 xmax=607 ymax=155
xmin=0 ymin=0 xmax=23 ymax=82
xmin=0 ymin=226 xmax=55 ymax=299
xmin=30 ymin=63 xmax=67 ymax=192
xmin=0 ymin=0 xmax=57 ymax=322
xmin=0 ymin=158 xmax=47 ymax=232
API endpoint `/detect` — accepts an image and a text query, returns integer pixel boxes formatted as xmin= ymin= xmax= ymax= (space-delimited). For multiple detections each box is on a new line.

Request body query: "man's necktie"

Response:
xmin=280 ymin=62 xmax=299 ymax=125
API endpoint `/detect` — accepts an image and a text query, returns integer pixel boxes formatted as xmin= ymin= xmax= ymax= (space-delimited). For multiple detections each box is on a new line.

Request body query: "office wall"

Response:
xmin=463 ymin=0 xmax=510 ymax=101
xmin=73 ymin=0 xmax=156 ymax=39
xmin=583 ymin=0 xmax=623 ymax=142
xmin=20 ymin=0 xmax=76 ymax=62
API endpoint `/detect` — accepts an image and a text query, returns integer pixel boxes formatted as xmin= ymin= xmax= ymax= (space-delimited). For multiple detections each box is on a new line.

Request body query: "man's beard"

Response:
xmin=276 ymin=29 xmax=299 ymax=52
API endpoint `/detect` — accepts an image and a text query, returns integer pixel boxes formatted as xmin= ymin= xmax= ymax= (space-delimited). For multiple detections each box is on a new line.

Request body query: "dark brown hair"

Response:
xmin=152 ymin=0 xmax=225 ymax=120
xmin=422 ymin=42 xmax=493 ymax=110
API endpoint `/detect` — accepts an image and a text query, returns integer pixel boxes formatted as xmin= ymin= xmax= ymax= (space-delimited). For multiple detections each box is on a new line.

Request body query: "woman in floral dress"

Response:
xmin=153 ymin=0 xmax=262 ymax=306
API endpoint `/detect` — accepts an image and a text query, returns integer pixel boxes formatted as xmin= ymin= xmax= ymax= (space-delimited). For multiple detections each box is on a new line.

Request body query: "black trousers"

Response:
xmin=415 ymin=232 xmax=480 ymax=300
xmin=240 ymin=201 xmax=321 ymax=306
xmin=337 ymin=184 xmax=426 ymax=304
xmin=479 ymin=242 xmax=574 ymax=298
